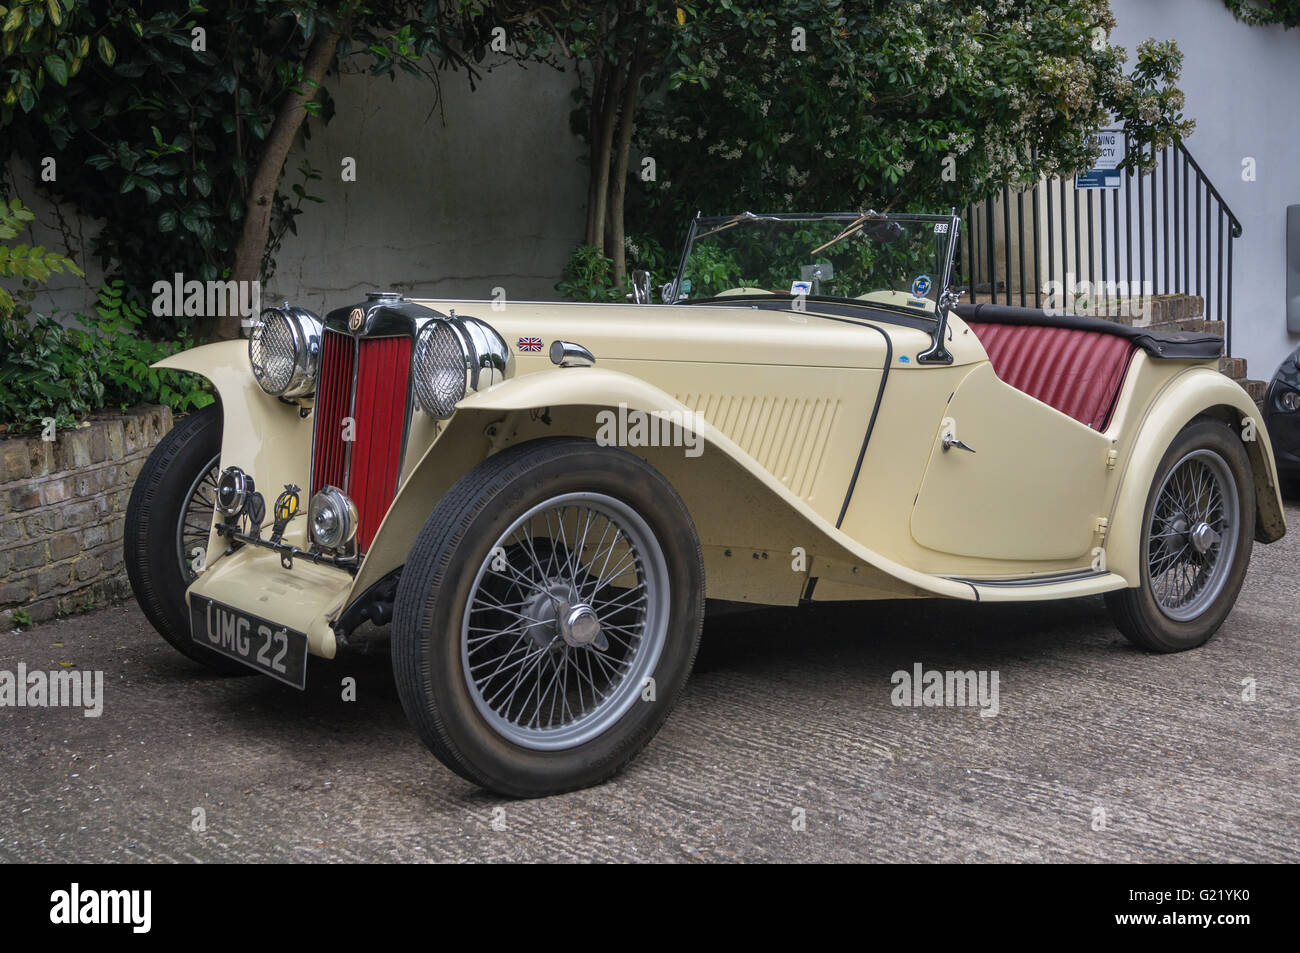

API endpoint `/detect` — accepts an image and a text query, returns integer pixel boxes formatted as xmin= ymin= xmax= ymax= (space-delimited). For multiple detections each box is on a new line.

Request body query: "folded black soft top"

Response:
xmin=952 ymin=303 xmax=1223 ymax=361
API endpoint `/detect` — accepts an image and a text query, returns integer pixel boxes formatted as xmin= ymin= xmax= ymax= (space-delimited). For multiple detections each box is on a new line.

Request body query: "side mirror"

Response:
xmin=630 ymin=269 xmax=652 ymax=304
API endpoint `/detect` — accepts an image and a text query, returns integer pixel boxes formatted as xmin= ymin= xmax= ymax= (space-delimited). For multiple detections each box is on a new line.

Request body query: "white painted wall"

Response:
xmin=1111 ymin=0 xmax=1300 ymax=379
xmin=5 ymin=55 xmax=588 ymax=322
xmin=271 ymin=57 xmax=588 ymax=312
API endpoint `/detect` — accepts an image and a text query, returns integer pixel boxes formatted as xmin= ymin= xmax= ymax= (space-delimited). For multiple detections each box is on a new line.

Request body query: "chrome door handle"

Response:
xmin=942 ymin=433 xmax=976 ymax=453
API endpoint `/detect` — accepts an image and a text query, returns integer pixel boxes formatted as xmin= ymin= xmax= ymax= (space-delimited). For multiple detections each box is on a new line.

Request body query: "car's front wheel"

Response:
xmin=125 ymin=403 xmax=250 ymax=675
xmin=392 ymin=438 xmax=705 ymax=796
xmin=1106 ymin=418 xmax=1256 ymax=652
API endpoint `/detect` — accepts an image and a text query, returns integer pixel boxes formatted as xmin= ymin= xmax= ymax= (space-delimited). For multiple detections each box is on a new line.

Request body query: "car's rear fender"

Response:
xmin=1106 ymin=365 xmax=1285 ymax=586
xmin=355 ymin=366 xmax=977 ymax=606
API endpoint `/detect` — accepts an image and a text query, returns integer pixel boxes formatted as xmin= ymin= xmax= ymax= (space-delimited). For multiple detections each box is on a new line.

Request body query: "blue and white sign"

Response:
xmin=911 ymin=274 xmax=932 ymax=298
xmin=1076 ymin=131 xmax=1124 ymax=190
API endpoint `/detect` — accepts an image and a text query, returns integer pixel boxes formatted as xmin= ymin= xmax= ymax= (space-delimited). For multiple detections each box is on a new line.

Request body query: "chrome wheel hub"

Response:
xmin=1189 ymin=520 xmax=1220 ymax=556
xmin=560 ymin=603 xmax=606 ymax=650
xmin=517 ymin=581 xmax=608 ymax=651
xmin=519 ymin=580 xmax=569 ymax=649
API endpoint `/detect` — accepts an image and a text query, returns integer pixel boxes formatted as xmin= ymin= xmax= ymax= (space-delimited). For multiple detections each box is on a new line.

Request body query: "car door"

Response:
xmin=909 ymin=363 xmax=1115 ymax=563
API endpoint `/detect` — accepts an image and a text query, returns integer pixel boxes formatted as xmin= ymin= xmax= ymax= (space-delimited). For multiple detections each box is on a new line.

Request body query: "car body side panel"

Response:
xmin=835 ymin=320 xmax=1115 ymax=578
xmin=910 ymin=362 xmax=1114 ymax=560
xmin=357 ymin=366 xmax=978 ymax=605
xmin=599 ymin=359 xmax=881 ymax=524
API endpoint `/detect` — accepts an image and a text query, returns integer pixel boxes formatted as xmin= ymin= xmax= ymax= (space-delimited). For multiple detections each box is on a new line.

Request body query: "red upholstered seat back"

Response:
xmin=966 ymin=322 xmax=1136 ymax=431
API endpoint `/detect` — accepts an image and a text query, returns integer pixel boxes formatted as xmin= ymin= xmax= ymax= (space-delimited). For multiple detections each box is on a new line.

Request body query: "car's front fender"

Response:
xmin=154 ymin=341 xmax=315 ymax=568
xmin=1106 ymin=365 xmax=1285 ymax=586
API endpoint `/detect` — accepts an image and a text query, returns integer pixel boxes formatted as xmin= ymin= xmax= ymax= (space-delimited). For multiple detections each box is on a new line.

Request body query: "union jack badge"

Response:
xmin=517 ymin=336 xmax=543 ymax=352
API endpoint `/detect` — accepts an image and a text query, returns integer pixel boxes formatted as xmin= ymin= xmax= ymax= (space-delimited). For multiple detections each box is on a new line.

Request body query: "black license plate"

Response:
xmin=189 ymin=596 xmax=309 ymax=689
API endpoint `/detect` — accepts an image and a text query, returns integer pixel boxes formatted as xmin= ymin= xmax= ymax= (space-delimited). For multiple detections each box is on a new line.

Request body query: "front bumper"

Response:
xmin=186 ymin=541 xmax=353 ymax=660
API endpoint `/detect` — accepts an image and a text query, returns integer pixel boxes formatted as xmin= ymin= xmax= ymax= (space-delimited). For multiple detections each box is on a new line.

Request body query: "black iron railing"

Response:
xmin=957 ymin=131 xmax=1243 ymax=353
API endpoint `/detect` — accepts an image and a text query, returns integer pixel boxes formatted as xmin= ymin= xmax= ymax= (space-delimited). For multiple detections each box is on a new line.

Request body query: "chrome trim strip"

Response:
xmin=944 ymin=568 xmax=1109 ymax=588
xmin=343 ymin=335 xmax=359 ymax=497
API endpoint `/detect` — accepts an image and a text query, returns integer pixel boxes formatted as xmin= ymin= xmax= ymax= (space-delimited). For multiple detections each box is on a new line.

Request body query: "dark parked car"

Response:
xmin=1264 ymin=345 xmax=1300 ymax=493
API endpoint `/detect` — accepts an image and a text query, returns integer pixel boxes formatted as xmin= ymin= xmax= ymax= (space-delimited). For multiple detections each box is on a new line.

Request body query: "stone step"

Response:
xmin=1146 ymin=294 xmax=1205 ymax=324
xmin=1220 ymin=356 xmax=1248 ymax=380
xmin=1088 ymin=295 xmax=1206 ymax=326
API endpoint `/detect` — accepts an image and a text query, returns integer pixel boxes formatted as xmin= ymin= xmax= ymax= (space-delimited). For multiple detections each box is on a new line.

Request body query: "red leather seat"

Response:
xmin=966 ymin=322 xmax=1136 ymax=431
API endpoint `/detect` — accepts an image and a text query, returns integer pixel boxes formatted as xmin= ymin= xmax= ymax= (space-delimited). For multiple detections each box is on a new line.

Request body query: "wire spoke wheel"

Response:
xmin=460 ymin=491 xmax=670 ymax=750
xmin=175 ymin=454 xmax=220 ymax=583
xmin=1145 ymin=448 xmax=1239 ymax=622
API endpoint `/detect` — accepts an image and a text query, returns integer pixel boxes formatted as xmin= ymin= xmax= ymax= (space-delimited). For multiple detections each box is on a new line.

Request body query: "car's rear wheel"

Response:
xmin=392 ymin=438 xmax=704 ymax=796
xmin=125 ymin=403 xmax=250 ymax=674
xmin=1105 ymin=418 xmax=1255 ymax=652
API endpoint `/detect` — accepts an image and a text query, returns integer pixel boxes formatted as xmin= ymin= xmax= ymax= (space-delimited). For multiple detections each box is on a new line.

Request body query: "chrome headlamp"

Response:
xmin=215 ymin=466 xmax=254 ymax=517
xmin=308 ymin=486 xmax=359 ymax=550
xmin=412 ymin=315 xmax=511 ymax=419
xmin=249 ymin=306 xmax=324 ymax=397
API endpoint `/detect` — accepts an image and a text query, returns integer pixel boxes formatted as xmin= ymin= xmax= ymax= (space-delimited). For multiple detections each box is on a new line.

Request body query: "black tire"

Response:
xmin=392 ymin=437 xmax=705 ymax=797
xmin=124 ymin=403 xmax=249 ymax=674
xmin=1105 ymin=418 xmax=1255 ymax=652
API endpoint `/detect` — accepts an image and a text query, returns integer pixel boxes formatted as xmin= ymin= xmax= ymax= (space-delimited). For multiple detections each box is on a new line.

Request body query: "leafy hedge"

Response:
xmin=0 ymin=280 xmax=213 ymax=435
xmin=1224 ymin=0 xmax=1300 ymax=28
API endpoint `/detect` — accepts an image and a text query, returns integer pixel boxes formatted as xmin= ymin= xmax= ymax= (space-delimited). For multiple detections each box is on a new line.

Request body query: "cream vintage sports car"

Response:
xmin=125 ymin=211 xmax=1285 ymax=796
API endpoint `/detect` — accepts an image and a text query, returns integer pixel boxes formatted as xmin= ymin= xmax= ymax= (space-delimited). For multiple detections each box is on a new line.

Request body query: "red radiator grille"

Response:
xmin=312 ymin=330 xmax=355 ymax=494
xmin=311 ymin=331 xmax=412 ymax=552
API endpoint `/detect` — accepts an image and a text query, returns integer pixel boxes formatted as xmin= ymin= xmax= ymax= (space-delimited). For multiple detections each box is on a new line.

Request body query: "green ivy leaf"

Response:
xmin=97 ymin=35 xmax=116 ymax=67
xmin=44 ymin=54 xmax=69 ymax=86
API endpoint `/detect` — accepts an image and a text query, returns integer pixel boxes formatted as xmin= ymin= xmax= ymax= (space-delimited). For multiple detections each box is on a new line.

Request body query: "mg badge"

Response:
xmin=348 ymin=308 xmax=365 ymax=331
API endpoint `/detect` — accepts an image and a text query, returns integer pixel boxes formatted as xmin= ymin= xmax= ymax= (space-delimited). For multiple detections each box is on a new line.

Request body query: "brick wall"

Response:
xmin=0 ymin=407 xmax=173 ymax=628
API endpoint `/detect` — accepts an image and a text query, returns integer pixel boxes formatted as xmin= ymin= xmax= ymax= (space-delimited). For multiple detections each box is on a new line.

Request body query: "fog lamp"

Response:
xmin=308 ymin=486 xmax=358 ymax=550
xmin=215 ymin=467 xmax=254 ymax=517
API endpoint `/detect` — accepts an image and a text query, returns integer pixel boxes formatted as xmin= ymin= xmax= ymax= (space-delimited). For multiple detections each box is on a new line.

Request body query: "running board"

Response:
xmin=944 ymin=569 xmax=1130 ymax=603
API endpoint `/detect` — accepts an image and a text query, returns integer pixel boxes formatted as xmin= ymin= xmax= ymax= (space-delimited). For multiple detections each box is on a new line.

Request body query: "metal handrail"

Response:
xmin=959 ymin=129 xmax=1243 ymax=353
